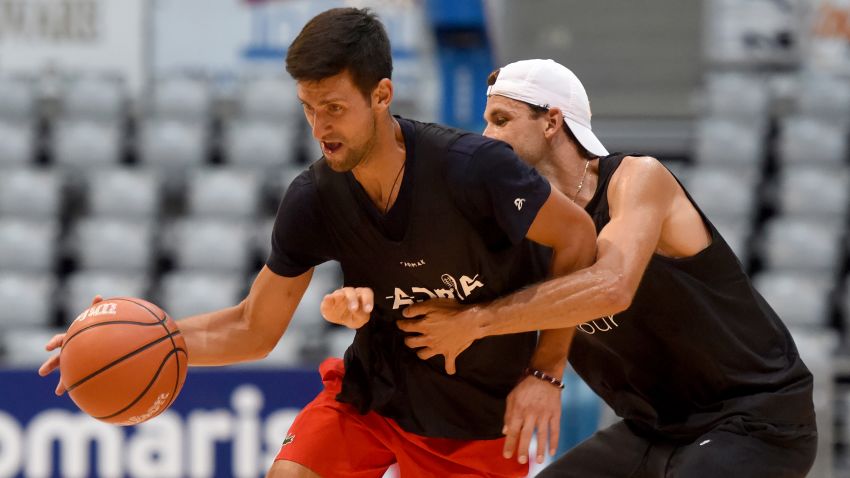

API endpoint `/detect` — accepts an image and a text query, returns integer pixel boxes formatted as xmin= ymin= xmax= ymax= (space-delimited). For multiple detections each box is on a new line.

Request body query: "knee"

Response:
xmin=266 ymin=460 xmax=322 ymax=478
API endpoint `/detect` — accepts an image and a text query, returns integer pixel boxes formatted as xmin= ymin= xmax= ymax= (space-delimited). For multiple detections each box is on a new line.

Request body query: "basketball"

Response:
xmin=59 ymin=297 xmax=188 ymax=426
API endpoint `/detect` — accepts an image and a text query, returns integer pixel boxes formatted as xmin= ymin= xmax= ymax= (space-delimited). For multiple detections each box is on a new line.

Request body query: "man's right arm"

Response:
xmin=180 ymin=265 xmax=313 ymax=365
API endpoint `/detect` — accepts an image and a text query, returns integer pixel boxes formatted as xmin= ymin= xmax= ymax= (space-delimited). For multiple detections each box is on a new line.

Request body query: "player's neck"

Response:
xmin=538 ymin=143 xmax=596 ymax=207
xmin=351 ymin=115 xmax=406 ymax=209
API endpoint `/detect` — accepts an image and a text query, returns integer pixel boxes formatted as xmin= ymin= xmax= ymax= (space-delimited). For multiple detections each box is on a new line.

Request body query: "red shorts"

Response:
xmin=275 ymin=358 xmax=528 ymax=478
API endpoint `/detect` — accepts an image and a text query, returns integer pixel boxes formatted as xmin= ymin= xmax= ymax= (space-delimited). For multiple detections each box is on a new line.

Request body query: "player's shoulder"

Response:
xmin=408 ymin=117 xmax=514 ymax=159
xmin=612 ymin=155 xmax=677 ymax=189
xmin=280 ymin=167 xmax=320 ymax=204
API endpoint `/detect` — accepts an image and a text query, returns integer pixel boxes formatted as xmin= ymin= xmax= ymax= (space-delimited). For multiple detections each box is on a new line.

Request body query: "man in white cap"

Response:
xmin=397 ymin=59 xmax=817 ymax=477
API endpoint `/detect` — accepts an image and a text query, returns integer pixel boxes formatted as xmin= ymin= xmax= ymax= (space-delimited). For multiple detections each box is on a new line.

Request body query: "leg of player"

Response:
xmin=666 ymin=418 xmax=817 ymax=478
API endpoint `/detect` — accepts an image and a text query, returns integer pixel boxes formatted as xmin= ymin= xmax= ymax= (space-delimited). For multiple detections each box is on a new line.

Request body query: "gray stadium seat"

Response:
xmin=0 ymin=274 xmax=57 ymax=330
xmin=795 ymin=72 xmax=850 ymax=125
xmin=693 ymin=118 xmax=764 ymax=167
xmin=702 ymin=73 xmax=770 ymax=120
xmin=61 ymin=74 xmax=128 ymax=122
xmin=711 ymin=218 xmax=751 ymax=265
xmin=187 ymin=168 xmax=261 ymax=218
xmin=753 ymin=271 xmax=833 ymax=328
xmin=70 ymin=218 xmax=156 ymax=273
xmin=86 ymin=168 xmax=160 ymax=218
xmin=0 ymin=168 xmax=62 ymax=218
xmin=148 ymin=76 xmax=211 ymax=123
xmin=685 ymin=166 xmax=757 ymax=221
xmin=52 ymin=119 xmax=123 ymax=170
xmin=157 ymin=271 xmax=243 ymax=319
xmin=223 ymin=120 xmax=298 ymax=169
xmin=0 ymin=76 xmax=36 ymax=121
xmin=0 ymin=220 xmax=59 ymax=273
xmin=777 ymin=116 xmax=847 ymax=166
xmin=775 ymin=166 xmax=849 ymax=218
xmin=844 ymin=279 xmax=850 ymax=328
xmin=0 ymin=121 xmax=36 ymax=167
xmin=1 ymin=328 xmax=64 ymax=367
xmin=63 ymin=271 xmax=150 ymax=323
xmin=253 ymin=326 xmax=307 ymax=367
xmin=167 ymin=218 xmax=252 ymax=273
xmin=325 ymin=326 xmax=356 ymax=359
xmin=255 ymin=217 xmax=276 ymax=262
xmin=237 ymin=76 xmax=299 ymax=123
xmin=289 ymin=261 xmax=343 ymax=331
xmin=138 ymin=119 xmax=207 ymax=173
xmin=760 ymin=217 xmax=843 ymax=274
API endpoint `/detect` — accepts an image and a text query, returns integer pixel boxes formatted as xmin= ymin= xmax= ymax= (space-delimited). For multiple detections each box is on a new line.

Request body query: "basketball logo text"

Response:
xmin=124 ymin=392 xmax=171 ymax=425
xmin=73 ymin=303 xmax=118 ymax=323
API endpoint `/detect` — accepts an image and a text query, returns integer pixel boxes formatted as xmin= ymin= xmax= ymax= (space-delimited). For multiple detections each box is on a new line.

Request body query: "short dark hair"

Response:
xmin=487 ymin=68 xmax=595 ymax=159
xmin=286 ymin=8 xmax=393 ymax=99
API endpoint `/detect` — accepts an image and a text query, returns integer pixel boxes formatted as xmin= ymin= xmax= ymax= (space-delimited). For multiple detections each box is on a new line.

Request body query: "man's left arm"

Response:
xmin=499 ymin=186 xmax=596 ymax=465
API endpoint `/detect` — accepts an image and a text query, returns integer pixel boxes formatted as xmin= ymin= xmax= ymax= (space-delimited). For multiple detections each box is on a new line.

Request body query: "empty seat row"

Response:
xmin=0 ymin=165 xmax=302 ymax=219
xmin=0 ymin=73 xmax=301 ymax=124
xmin=674 ymin=163 xmax=850 ymax=220
xmin=0 ymin=218 xmax=277 ymax=274
xmin=693 ymin=115 xmax=850 ymax=169
xmin=0 ymin=118 xmax=306 ymax=170
xmin=0 ymin=260 xmax=344 ymax=330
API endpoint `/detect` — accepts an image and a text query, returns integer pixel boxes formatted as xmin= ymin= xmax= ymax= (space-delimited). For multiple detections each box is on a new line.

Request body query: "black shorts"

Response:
xmin=538 ymin=417 xmax=817 ymax=478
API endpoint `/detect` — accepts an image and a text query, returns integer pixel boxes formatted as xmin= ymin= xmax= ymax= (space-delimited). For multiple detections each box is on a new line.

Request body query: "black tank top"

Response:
xmin=572 ymin=154 xmax=816 ymax=439
xmin=310 ymin=120 xmax=550 ymax=439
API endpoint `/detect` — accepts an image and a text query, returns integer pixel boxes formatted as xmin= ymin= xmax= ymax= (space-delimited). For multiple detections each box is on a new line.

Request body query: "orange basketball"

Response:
xmin=59 ymin=297 xmax=188 ymax=425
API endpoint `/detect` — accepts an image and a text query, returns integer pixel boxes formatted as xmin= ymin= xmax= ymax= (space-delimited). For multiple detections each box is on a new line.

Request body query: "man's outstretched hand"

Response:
xmin=397 ymin=299 xmax=480 ymax=375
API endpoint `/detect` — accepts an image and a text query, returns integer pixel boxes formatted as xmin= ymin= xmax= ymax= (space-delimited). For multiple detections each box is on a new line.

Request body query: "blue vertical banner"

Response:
xmin=426 ymin=0 xmax=493 ymax=133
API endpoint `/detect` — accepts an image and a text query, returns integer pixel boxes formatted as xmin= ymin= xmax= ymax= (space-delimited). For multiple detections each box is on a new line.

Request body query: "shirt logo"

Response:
xmin=400 ymin=259 xmax=426 ymax=268
xmin=514 ymin=198 xmax=525 ymax=210
xmin=282 ymin=434 xmax=295 ymax=447
xmin=386 ymin=273 xmax=485 ymax=309
xmin=577 ymin=315 xmax=619 ymax=335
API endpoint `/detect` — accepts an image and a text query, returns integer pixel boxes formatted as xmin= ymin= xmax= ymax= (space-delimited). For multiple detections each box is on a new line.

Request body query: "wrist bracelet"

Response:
xmin=524 ymin=368 xmax=565 ymax=390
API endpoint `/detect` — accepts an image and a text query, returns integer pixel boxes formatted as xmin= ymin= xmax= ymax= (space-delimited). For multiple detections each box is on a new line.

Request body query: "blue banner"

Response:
xmin=0 ymin=367 xmax=322 ymax=478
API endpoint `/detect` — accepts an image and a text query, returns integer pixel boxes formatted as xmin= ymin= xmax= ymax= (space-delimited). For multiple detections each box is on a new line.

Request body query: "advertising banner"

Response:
xmin=0 ymin=367 xmax=322 ymax=478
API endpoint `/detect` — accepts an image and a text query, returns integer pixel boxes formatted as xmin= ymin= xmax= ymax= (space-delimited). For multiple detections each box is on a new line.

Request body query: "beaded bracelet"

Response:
xmin=524 ymin=368 xmax=565 ymax=390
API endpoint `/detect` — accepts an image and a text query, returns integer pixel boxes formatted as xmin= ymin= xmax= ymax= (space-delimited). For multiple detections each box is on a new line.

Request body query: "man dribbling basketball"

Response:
xmin=41 ymin=10 xmax=597 ymax=478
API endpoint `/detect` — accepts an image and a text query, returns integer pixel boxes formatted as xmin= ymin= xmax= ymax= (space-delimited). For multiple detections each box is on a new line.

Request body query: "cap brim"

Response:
xmin=565 ymin=118 xmax=609 ymax=157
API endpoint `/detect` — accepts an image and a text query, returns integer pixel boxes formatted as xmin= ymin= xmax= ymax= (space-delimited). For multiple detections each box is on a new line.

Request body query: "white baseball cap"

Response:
xmin=487 ymin=59 xmax=608 ymax=157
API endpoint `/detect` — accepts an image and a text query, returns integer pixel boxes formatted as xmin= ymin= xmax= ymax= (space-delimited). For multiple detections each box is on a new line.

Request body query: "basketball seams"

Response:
xmin=63 ymin=320 xmax=164 ymax=349
xmin=65 ymin=330 xmax=183 ymax=392
xmin=162 ymin=349 xmax=188 ymax=412
xmin=95 ymin=347 xmax=182 ymax=420
xmin=105 ymin=297 xmax=187 ymax=420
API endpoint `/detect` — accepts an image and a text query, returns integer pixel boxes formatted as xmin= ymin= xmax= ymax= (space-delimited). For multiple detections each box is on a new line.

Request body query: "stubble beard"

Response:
xmin=327 ymin=116 xmax=378 ymax=173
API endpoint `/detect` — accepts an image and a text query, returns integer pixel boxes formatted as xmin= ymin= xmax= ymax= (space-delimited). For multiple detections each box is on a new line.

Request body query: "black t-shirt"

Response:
xmin=267 ymin=117 xmax=550 ymax=276
xmin=265 ymin=117 xmax=554 ymax=439
xmin=571 ymin=153 xmax=816 ymax=439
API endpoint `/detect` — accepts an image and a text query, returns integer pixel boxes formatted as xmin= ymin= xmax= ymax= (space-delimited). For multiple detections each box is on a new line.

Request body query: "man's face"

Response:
xmin=297 ymin=70 xmax=378 ymax=172
xmin=482 ymin=95 xmax=549 ymax=166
